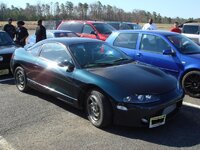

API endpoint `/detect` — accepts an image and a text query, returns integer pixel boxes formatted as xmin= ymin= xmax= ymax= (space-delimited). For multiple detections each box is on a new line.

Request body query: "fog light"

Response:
xmin=116 ymin=105 xmax=128 ymax=111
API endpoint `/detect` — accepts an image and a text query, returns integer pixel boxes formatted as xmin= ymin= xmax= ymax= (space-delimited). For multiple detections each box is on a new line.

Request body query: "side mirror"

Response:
xmin=58 ymin=60 xmax=75 ymax=72
xmin=163 ymin=49 xmax=176 ymax=56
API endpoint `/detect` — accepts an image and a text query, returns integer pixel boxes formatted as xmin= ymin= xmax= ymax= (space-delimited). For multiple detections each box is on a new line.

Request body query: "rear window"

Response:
xmin=58 ymin=22 xmax=83 ymax=33
xmin=183 ymin=25 xmax=200 ymax=34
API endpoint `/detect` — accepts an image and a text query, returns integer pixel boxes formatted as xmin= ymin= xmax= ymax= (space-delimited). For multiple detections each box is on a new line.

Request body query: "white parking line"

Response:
xmin=0 ymin=136 xmax=15 ymax=150
xmin=0 ymin=78 xmax=14 ymax=83
xmin=183 ymin=102 xmax=200 ymax=109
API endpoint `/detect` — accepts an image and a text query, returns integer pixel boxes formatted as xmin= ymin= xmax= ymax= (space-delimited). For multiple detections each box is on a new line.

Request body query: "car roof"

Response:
xmin=113 ymin=30 xmax=179 ymax=36
xmin=44 ymin=37 xmax=103 ymax=45
xmin=61 ymin=20 xmax=106 ymax=24
xmin=183 ymin=23 xmax=200 ymax=26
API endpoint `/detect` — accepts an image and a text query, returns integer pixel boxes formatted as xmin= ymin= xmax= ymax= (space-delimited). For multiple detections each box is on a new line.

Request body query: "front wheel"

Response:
xmin=182 ymin=71 xmax=200 ymax=98
xmin=14 ymin=66 xmax=29 ymax=92
xmin=86 ymin=90 xmax=112 ymax=128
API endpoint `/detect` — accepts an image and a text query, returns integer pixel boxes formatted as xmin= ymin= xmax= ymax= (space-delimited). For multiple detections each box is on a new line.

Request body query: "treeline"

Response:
xmin=0 ymin=1 xmax=199 ymax=23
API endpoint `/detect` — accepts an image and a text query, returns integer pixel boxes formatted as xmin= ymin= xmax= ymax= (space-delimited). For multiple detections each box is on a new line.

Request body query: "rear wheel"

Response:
xmin=14 ymin=66 xmax=29 ymax=92
xmin=86 ymin=90 xmax=112 ymax=128
xmin=182 ymin=71 xmax=200 ymax=98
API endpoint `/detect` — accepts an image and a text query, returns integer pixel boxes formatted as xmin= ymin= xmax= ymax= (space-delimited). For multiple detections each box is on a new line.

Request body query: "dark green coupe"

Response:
xmin=10 ymin=38 xmax=184 ymax=128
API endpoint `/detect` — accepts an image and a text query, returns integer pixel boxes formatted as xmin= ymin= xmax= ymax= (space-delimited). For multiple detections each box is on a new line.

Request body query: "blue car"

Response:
xmin=10 ymin=38 xmax=184 ymax=128
xmin=106 ymin=30 xmax=200 ymax=98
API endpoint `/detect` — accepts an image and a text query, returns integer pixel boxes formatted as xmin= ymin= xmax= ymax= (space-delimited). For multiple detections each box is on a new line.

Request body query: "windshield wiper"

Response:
xmin=113 ymin=58 xmax=132 ymax=63
xmin=85 ymin=62 xmax=114 ymax=68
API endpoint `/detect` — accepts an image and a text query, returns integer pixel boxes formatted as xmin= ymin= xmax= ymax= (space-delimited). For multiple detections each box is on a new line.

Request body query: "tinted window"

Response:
xmin=0 ymin=32 xmax=14 ymax=46
xmin=69 ymin=42 xmax=132 ymax=68
xmin=82 ymin=24 xmax=95 ymax=34
xmin=114 ymin=33 xmax=138 ymax=49
xmin=183 ymin=25 xmax=200 ymax=34
xmin=58 ymin=22 xmax=83 ymax=33
xmin=93 ymin=23 xmax=115 ymax=34
xmin=140 ymin=34 xmax=171 ymax=53
xmin=40 ymin=43 xmax=70 ymax=62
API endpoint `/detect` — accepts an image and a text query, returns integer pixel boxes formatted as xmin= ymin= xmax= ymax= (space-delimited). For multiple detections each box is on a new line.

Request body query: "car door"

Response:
xmin=36 ymin=42 xmax=78 ymax=103
xmin=112 ymin=33 xmax=139 ymax=60
xmin=81 ymin=24 xmax=97 ymax=39
xmin=135 ymin=33 xmax=181 ymax=77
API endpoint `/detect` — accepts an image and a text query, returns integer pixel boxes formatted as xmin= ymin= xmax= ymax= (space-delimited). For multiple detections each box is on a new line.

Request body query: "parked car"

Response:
xmin=11 ymin=37 xmax=184 ymax=128
xmin=27 ymin=30 xmax=79 ymax=44
xmin=106 ymin=30 xmax=200 ymax=97
xmin=181 ymin=23 xmax=200 ymax=45
xmin=57 ymin=20 xmax=116 ymax=41
xmin=107 ymin=21 xmax=142 ymax=30
xmin=0 ymin=31 xmax=18 ymax=75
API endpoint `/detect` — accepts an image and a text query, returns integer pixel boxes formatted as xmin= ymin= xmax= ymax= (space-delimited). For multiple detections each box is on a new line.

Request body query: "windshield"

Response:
xmin=167 ymin=34 xmax=200 ymax=54
xmin=69 ymin=42 xmax=133 ymax=68
xmin=0 ymin=32 xmax=14 ymax=46
xmin=93 ymin=23 xmax=115 ymax=34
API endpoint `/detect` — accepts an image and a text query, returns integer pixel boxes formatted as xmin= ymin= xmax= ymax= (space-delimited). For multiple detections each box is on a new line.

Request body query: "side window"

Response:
xmin=113 ymin=33 xmax=138 ymax=49
xmin=82 ymin=24 xmax=95 ymax=34
xmin=28 ymin=45 xmax=42 ymax=56
xmin=40 ymin=43 xmax=70 ymax=62
xmin=140 ymin=34 xmax=171 ymax=53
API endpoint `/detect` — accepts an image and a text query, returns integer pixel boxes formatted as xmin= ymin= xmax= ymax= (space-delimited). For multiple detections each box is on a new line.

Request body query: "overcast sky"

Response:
xmin=1 ymin=0 xmax=199 ymax=19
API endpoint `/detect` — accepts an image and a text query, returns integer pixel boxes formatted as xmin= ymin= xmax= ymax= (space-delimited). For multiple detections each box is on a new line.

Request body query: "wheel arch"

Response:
xmin=77 ymin=84 xmax=114 ymax=111
xmin=179 ymin=68 xmax=200 ymax=84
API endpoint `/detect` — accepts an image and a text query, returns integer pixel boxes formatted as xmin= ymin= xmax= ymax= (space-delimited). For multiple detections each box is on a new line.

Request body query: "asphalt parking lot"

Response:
xmin=0 ymin=75 xmax=200 ymax=150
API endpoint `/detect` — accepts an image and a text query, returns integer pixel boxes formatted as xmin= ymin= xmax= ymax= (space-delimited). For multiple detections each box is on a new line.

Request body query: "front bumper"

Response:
xmin=113 ymin=97 xmax=183 ymax=128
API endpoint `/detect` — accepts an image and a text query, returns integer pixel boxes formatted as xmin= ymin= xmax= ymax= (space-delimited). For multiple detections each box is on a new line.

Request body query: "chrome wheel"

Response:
xmin=182 ymin=71 xmax=200 ymax=98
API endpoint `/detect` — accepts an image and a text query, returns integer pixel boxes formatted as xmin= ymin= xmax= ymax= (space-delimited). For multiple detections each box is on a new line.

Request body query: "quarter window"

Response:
xmin=40 ymin=43 xmax=70 ymax=62
xmin=113 ymin=33 xmax=138 ymax=49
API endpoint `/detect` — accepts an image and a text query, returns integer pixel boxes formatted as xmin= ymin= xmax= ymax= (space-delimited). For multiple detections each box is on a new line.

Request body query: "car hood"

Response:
xmin=88 ymin=63 xmax=177 ymax=94
xmin=0 ymin=45 xmax=18 ymax=54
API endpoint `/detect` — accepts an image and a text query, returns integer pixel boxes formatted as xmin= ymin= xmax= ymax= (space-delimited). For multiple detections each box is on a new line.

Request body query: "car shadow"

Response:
xmin=104 ymin=105 xmax=200 ymax=148
xmin=26 ymin=89 xmax=200 ymax=148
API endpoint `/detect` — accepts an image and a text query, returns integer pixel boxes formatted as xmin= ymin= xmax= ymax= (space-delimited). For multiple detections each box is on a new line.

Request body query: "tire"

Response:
xmin=86 ymin=90 xmax=112 ymax=128
xmin=14 ymin=66 xmax=29 ymax=92
xmin=182 ymin=71 xmax=200 ymax=98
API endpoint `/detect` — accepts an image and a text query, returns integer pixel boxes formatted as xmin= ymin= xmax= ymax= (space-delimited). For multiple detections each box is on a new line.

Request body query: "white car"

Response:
xmin=181 ymin=23 xmax=200 ymax=45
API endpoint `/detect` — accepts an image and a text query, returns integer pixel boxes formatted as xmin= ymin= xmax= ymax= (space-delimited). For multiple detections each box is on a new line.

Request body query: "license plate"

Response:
xmin=0 ymin=69 xmax=9 ymax=75
xmin=149 ymin=115 xmax=166 ymax=128
xmin=163 ymin=104 xmax=176 ymax=115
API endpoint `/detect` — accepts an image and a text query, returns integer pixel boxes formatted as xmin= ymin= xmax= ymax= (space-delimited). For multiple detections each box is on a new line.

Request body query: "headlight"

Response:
xmin=123 ymin=94 xmax=160 ymax=104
